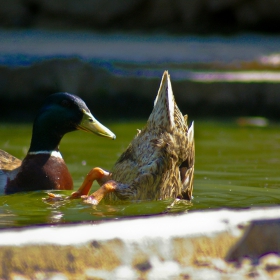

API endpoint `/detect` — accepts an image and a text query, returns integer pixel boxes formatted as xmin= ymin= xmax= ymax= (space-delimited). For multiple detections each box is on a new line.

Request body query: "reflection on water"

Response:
xmin=0 ymin=120 xmax=279 ymax=228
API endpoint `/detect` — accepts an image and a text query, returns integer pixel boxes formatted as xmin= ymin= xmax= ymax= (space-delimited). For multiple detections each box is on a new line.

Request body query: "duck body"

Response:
xmin=106 ymin=71 xmax=194 ymax=201
xmin=69 ymin=71 xmax=194 ymax=204
xmin=108 ymin=121 xmax=193 ymax=201
xmin=0 ymin=92 xmax=116 ymax=194
xmin=4 ymin=152 xmax=73 ymax=194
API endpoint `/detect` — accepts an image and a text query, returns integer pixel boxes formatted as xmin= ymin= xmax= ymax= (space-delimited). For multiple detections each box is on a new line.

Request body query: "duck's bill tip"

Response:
xmin=77 ymin=111 xmax=116 ymax=140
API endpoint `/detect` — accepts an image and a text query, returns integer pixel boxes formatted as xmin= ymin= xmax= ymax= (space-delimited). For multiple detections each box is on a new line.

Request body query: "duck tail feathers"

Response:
xmin=148 ymin=71 xmax=175 ymax=131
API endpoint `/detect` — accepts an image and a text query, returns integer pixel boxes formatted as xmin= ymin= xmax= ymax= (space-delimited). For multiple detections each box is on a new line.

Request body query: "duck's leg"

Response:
xmin=85 ymin=162 xmax=165 ymax=204
xmin=43 ymin=167 xmax=113 ymax=203
xmin=70 ymin=167 xmax=111 ymax=198
xmin=82 ymin=180 xmax=117 ymax=205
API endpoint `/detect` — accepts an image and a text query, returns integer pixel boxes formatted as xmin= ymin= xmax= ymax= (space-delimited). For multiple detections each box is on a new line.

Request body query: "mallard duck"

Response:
xmin=0 ymin=92 xmax=116 ymax=194
xmin=68 ymin=71 xmax=194 ymax=204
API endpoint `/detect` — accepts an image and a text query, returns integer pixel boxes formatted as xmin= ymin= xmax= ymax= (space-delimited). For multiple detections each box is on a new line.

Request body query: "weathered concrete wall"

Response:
xmin=0 ymin=207 xmax=279 ymax=279
xmin=1 ymin=0 xmax=280 ymax=33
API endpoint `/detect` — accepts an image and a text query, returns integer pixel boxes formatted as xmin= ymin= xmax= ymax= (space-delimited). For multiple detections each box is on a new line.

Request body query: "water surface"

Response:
xmin=0 ymin=120 xmax=279 ymax=228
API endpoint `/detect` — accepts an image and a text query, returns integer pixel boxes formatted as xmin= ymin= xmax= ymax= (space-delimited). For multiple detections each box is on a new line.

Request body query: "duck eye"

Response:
xmin=88 ymin=118 xmax=93 ymax=123
xmin=61 ymin=100 xmax=70 ymax=107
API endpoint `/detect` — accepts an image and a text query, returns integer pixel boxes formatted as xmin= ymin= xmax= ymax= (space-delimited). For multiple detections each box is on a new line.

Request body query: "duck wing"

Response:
xmin=180 ymin=120 xmax=195 ymax=200
xmin=0 ymin=149 xmax=22 ymax=194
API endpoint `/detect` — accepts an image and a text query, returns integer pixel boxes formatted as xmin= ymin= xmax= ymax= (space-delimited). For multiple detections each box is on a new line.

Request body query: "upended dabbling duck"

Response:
xmin=0 ymin=92 xmax=116 ymax=194
xmin=68 ymin=71 xmax=195 ymax=204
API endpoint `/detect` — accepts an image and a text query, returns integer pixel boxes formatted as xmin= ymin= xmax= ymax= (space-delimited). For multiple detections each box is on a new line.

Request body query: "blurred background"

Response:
xmin=1 ymin=0 xmax=280 ymax=121
xmin=1 ymin=0 xmax=280 ymax=228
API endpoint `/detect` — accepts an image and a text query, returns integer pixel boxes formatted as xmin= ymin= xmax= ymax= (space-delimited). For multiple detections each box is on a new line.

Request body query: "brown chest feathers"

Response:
xmin=5 ymin=154 xmax=73 ymax=194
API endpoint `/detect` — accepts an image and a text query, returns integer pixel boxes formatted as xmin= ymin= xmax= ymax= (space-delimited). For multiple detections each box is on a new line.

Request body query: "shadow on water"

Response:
xmin=0 ymin=120 xmax=279 ymax=228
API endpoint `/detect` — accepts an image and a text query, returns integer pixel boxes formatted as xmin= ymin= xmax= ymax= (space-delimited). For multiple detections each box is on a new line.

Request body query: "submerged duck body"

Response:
xmin=107 ymin=71 xmax=194 ymax=201
xmin=0 ymin=92 xmax=116 ymax=194
xmin=69 ymin=71 xmax=194 ymax=204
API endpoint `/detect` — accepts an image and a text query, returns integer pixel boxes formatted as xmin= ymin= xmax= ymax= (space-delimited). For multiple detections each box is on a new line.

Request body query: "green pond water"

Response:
xmin=0 ymin=120 xmax=279 ymax=228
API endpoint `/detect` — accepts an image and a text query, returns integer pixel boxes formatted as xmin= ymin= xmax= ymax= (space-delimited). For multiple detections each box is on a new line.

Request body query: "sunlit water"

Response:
xmin=0 ymin=120 xmax=279 ymax=228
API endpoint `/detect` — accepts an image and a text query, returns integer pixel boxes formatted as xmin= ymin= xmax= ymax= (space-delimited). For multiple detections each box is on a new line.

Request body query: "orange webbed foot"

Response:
xmin=83 ymin=180 xmax=117 ymax=205
xmin=43 ymin=192 xmax=64 ymax=202
xmin=70 ymin=167 xmax=111 ymax=199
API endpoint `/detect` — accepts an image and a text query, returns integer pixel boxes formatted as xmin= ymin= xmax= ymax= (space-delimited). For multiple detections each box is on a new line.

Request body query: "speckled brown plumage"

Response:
xmin=105 ymin=71 xmax=195 ymax=202
xmin=0 ymin=150 xmax=22 ymax=192
xmin=0 ymin=149 xmax=22 ymax=171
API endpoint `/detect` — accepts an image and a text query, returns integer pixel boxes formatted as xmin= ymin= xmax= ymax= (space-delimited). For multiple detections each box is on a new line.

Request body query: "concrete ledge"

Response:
xmin=0 ymin=207 xmax=279 ymax=279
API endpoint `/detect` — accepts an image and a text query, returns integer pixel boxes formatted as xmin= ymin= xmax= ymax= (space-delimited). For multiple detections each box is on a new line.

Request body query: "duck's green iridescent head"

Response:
xmin=29 ymin=92 xmax=116 ymax=152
